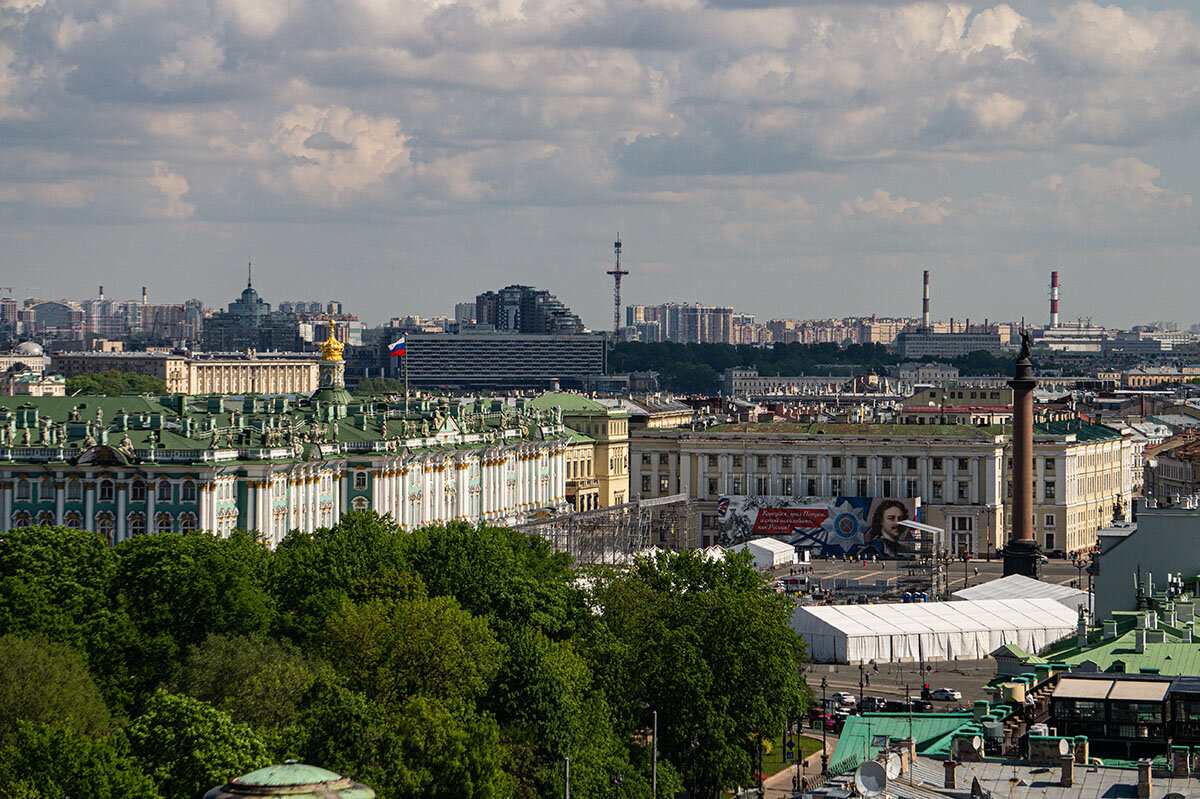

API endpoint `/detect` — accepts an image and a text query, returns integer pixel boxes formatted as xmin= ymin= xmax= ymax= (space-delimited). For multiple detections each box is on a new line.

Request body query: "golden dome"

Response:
xmin=319 ymin=326 xmax=345 ymax=361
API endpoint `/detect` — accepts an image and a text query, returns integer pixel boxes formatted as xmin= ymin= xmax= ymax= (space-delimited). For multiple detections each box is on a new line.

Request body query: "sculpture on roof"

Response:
xmin=95 ymin=407 xmax=103 ymax=426
xmin=117 ymin=433 xmax=135 ymax=457
xmin=1018 ymin=328 xmax=1034 ymax=360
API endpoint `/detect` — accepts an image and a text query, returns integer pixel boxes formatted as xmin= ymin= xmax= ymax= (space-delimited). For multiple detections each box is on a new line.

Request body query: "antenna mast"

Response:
xmin=606 ymin=234 xmax=628 ymax=339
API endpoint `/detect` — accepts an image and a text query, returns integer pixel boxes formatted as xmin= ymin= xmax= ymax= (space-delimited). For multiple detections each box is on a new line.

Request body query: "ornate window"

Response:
xmin=11 ymin=511 xmax=30 ymax=528
xmin=39 ymin=477 xmax=54 ymax=502
xmin=352 ymin=496 xmax=369 ymax=511
xmin=36 ymin=511 xmax=55 ymax=526
xmin=15 ymin=479 xmax=29 ymax=500
xmin=96 ymin=513 xmax=115 ymax=544
xmin=354 ymin=471 xmax=368 ymax=490
xmin=66 ymin=480 xmax=83 ymax=501
xmin=157 ymin=481 xmax=172 ymax=502
xmin=64 ymin=512 xmax=83 ymax=529
xmin=182 ymin=480 xmax=196 ymax=502
xmin=178 ymin=513 xmax=197 ymax=532
xmin=131 ymin=480 xmax=146 ymax=502
xmin=99 ymin=480 xmax=114 ymax=501
xmin=128 ymin=514 xmax=146 ymax=536
xmin=155 ymin=512 xmax=172 ymax=533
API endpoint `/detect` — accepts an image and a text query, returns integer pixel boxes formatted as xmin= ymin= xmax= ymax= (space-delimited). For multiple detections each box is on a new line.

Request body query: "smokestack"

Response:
xmin=1050 ymin=271 xmax=1060 ymax=328
xmin=922 ymin=270 xmax=930 ymax=328
xmin=98 ymin=285 xmax=104 ymax=300
xmin=141 ymin=286 xmax=147 ymax=305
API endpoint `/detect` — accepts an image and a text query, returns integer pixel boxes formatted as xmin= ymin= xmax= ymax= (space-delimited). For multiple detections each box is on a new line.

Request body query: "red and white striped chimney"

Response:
xmin=1050 ymin=271 xmax=1060 ymax=328
xmin=922 ymin=270 xmax=931 ymax=329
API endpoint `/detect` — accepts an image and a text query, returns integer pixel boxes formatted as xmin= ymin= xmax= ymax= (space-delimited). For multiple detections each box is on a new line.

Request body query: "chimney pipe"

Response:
xmin=98 ymin=285 xmax=104 ymax=300
xmin=922 ymin=270 xmax=930 ymax=329
xmin=141 ymin=286 xmax=147 ymax=305
xmin=1051 ymin=271 xmax=1060 ymax=328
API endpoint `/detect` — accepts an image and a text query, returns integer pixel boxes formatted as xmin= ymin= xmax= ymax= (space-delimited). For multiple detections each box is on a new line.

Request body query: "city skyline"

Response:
xmin=2 ymin=1 xmax=1198 ymax=329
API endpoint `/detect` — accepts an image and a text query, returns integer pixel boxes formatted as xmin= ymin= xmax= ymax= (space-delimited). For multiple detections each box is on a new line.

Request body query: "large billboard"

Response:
xmin=716 ymin=495 xmax=922 ymax=558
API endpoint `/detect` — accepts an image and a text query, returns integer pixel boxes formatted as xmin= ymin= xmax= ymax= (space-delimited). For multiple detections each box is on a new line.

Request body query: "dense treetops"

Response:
xmin=0 ymin=516 xmax=809 ymax=799
xmin=65 ymin=371 xmax=169 ymax=396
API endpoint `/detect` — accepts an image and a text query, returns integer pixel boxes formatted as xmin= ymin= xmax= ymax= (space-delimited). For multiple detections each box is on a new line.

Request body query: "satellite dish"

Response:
xmin=972 ymin=735 xmax=982 ymax=751
xmin=1059 ymin=739 xmax=1071 ymax=756
xmin=886 ymin=752 xmax=902 ymax=780
xmin=854 ymin=760 xmax=887 ymax=797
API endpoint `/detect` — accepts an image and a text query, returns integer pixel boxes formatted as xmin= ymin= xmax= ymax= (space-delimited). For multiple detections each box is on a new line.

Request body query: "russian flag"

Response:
xmin=388 ymin=336 xmax=406 ymax=357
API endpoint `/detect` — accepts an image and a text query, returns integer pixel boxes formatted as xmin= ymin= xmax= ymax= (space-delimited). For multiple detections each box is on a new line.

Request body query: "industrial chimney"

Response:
xmin=922 ymin=270 xmax=930 ymax=329
xmin=1050 ymin=271 xmax=1060 ymax=328
xmin=141 ymin=286 xmax=147 ymax=305
xmin=98 ymin=285 xmax=104 ymax=300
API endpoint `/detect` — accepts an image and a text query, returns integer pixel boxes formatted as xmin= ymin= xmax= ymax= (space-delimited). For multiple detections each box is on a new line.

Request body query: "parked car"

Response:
xmin=930 ymin=688 xmax=963 ymax=701
xmin=808 ymin=708 xmax=836 ymax=729
xmin=831 ymin=691 xmax=857 ymax=707
xmin=860 ymin=696 xmax=887 ymax=712
xmin=912 ymin=699 xmax=934 ymax=713
xmin=882 ymin=699 xmax=911 ymax=713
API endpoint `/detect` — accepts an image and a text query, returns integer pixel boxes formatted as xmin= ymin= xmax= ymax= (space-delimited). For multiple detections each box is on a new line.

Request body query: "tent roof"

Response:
xmin=740 ymin=537 xmax=795 ymax=554
xmin=952 ymin=574 xmax=1088 ymax=607
xmin=794 ymin=598 xmax=1078 ymax=638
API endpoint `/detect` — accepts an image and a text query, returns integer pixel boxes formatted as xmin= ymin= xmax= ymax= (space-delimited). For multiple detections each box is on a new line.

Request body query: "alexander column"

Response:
xmin=1004 ymin=329 xmax=1041 ymax=578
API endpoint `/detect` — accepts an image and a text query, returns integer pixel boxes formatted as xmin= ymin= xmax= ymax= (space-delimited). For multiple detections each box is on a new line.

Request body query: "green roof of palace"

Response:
xmin=527 ymin=392 xmax=612 ymax=414
xmin=1038 ymin=619 xmax=1200 ymax=675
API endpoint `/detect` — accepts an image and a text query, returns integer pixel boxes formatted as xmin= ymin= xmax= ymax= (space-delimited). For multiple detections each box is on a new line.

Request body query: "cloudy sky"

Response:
xmin=1 ymin=0 xmax=1197 ymax=329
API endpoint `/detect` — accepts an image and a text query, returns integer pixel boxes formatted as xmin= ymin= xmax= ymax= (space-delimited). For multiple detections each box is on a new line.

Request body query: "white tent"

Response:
xmin=951 ymin=574 xmax=1089 ymax=613
xmin=790 ymin=598 xmax=1078 ymax=663
xmin=727 ymin=537 xmax=797 ymax=570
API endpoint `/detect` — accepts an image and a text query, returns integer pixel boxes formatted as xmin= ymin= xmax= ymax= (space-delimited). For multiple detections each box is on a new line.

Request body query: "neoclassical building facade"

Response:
xmin=0 ymin=334 xmax=570 ymax=545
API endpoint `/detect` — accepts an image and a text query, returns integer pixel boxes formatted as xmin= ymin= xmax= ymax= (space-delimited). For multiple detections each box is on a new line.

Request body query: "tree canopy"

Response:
xmin=0 ymin=518 xmax=810 ymax=799
xmin=65 ymin=371 xmax=168 ymax=396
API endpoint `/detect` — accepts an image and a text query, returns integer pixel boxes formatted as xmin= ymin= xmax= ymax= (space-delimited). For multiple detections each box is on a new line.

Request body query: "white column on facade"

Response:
xmin=245 ymin=483 xmax=255 ymax=534
xmin=55 ymin=477 xmax=65 ymax=525
xmin=679 ymin=451 xmax=691 ymax=500
xmin=146 ymin=488 xmax=156 ymax=533
xmin=117 ymin=485 xmax=127 ymax=541
xmin=1 ymin=480 xmax=12 ymax=529
xmin=969 ymin=457 xmax=980 ymax=504
xmin=331 ymin=470 xmax=341 ymax=522
xmin=199 ymin=483 xmax=211 ymax=530
xmin=371 ymin=471 xmax=383 ymax=516
xmin=84 ymin=482 xmax=95 ymax=531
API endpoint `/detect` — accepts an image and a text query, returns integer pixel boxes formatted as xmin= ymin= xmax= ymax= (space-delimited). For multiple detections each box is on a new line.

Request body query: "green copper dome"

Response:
xmin=204 ymin=761 xmax=375 ymax=799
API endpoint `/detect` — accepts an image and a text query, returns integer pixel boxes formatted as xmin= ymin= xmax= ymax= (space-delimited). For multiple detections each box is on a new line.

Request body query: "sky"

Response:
xmin=1 ymin=0 xmax=1198 ymax=330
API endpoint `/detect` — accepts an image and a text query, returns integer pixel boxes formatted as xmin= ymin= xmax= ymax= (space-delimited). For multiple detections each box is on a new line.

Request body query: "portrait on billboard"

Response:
xmin=717 ymin=495 xmax=920 ymax=558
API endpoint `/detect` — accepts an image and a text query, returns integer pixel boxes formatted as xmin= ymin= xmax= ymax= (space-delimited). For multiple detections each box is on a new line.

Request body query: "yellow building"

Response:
xmin=50 ymin=352 xmax=320 ymax=395
xmin=530 ymin=393 xmax=629 ymax=507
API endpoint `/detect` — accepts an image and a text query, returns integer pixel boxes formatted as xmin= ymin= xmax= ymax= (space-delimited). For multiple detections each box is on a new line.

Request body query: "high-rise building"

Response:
xmin=201 ymin=268 xmax=300 ymax=352
xmin=474 ymin=285 xmax=584 ymax=334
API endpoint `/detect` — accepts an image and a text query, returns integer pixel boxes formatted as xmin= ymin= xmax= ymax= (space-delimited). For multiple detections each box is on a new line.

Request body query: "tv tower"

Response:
xmin=606 ymin=234 xmax=628 ymax=339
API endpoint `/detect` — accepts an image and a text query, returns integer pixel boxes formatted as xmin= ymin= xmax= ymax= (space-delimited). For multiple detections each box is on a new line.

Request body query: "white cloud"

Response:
xmin=1035 ymin=158 xmax=1192 ymax=214
xmin=842 ymin=188 xmax=953 ymax=225
xmin=145 ymin=161 xmax=195 ymax=219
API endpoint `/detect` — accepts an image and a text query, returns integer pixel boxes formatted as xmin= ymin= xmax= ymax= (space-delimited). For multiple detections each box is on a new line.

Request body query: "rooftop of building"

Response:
xmin=527 ymin=392 xmax=628 ymax=417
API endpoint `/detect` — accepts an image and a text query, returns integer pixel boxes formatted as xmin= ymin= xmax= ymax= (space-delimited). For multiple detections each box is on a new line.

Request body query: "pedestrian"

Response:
xmin=866 ymin=673 xmax=871 ymax=687
xmin=973 ymin=567 xmax=979 ymax=577
xmin=873 ymin=661 xmax=879 ymax=674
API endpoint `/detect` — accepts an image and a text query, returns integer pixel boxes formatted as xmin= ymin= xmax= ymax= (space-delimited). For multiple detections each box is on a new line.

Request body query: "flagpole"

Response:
xmin=403 ymin=342 xmax=409 ymax=415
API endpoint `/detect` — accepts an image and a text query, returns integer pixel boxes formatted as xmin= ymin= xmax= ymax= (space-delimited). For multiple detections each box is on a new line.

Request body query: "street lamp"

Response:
xmin=612 ymin=769 xmax=623 ymax=799
xmin=859 ymin=662 xmax=865 ymax=712
xmin=690 ymin=733 xmax=699 ymax=799
xmin=821 ymin=676 xmax=829 ymax=774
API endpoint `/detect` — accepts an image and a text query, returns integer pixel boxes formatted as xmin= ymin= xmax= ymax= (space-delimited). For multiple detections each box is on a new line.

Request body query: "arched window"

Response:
xmin=128 ymin=514 xmax=145 ymax=536
xmin=352 ymin=496 xmax=369 ymax=511
xmin=155 ymin=513 xmax=172 ymax=533
xmin=181 ymin=480 xmax=196 ymax=502
xmin=178 ymin=513 xmax=197 ymax=533
xmin=64 ymin=512 xmax=83 ymax=529
xmin=354 ymin=471 xmax=368 ymax=490
xmin=39 ymin=477 xmax=54 ymax=502
xmin=98 ymin=480 xmax=114 ymax=501
xmin=15 ymin=479 xmax=29 ymax=500
xmin=66 ymin=480 xmax=82 ymax=501
xmin=157 ymin=481 xmax=172 ymax=502
xmin=97 ymin=514 xmax=115 ymax=544
xmin=12 ymin=512 xmax=30 ymax=528
xmin=131 ymin=480 xmax=145 ymax=502
xmin=36 ymin=511 xmax=55 ymax=526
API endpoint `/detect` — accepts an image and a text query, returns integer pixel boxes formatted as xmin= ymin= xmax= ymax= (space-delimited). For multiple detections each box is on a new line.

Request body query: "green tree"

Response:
xmin=126 ymin=690 xmax=270 ymax=799
xmin=586 ymin=551 xmax=810 ymax=797
xmin=0 ymin=635 xmax=111 ymax=746
xmin=113 ymin=532 xmax=276 ymax=699
xmin=65 ymin=371 xmax=167 ymax=396
xmin=323 ymin=593 xmax=504 ymax=708
xmin=399 ymin=522 xmax=583 ymax=640
xmin=0 ymin=526 xmax=115 ymax=653
xmin=0 ymin=724 xmax=158 ymax=799
xmin=355 ymin=377 xmax=406 ymax=394
xmin=175 ymin=634 xmax=322 ymax=755
xmin=298 ymin=682 xmax=508 ymax=799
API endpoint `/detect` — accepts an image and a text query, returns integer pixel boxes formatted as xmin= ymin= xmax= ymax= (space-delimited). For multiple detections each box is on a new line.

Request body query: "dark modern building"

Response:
xmin=386 ymin=332 xmax=606 ymax=389
xmin=201 ymin=272 xmax=300 ymax=352
xmin=474 ymin=285 xmax=584 ymax=335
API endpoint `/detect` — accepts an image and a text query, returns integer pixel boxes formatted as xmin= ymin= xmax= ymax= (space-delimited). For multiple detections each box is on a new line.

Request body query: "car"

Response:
xmin=860 ymin=696 xmax=888 ymax=712
xmin=807 ymin=708 xmax=836 ymax=729
xmin=930 ymin=688 xmax=963 ymax=701
xmin=831 ymin=691 xmax=857 ymax=707
xmin=912 ymin=699 xmax=934 ymax=713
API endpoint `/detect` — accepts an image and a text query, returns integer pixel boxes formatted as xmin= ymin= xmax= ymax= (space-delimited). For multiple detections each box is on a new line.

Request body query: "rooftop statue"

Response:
xmin=319 ymin=324 xmax=345 ymax=362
